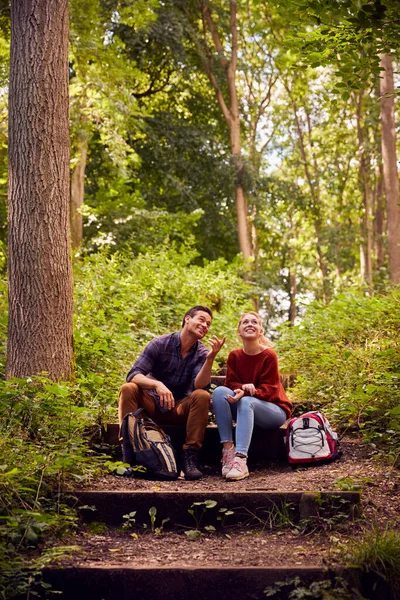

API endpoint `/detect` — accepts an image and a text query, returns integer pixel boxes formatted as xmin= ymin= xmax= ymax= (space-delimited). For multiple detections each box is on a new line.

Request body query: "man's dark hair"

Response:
xmin=181 ymin=306 xmax=213 ymax=327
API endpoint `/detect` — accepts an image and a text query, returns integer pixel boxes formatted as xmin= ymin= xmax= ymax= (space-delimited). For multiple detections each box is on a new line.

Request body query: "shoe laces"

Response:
xmin=185 ymin=451 xmax=199 ymax=470
xmin=232 ymin=458 xmax=245 ymax=472
xmin=222 ymin=447 xmax=235 ymax=466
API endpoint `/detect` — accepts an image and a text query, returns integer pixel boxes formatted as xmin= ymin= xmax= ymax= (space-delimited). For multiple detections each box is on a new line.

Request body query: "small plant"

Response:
xmin=217 ymin=507 xmax=235 ymax=528
xmin=104 ymin=460 xmax=147 ymax=477
xmin=148 ymin=506 xmax=170 ymax=535
xmin=334 ymin=477 xmax=371 ymax=491
xmin=122 ymin=511 xmax=137 ymax=529
xmin=264 ymin=575 xmax=364 ymax=599
xmin=234 ymin=500 xmax=295 ymax=532
xmin=188 ymin=500 xmax=218 ymax=530
xmin=184 ymin=529 xmax=202 ymax=541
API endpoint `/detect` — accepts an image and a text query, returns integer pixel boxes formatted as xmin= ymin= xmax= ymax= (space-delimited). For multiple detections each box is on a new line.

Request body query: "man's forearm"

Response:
xmin=130 ymin=373 xmax=159 ymax=389
xmin=194 ymin=355 xmax=215 ymax=389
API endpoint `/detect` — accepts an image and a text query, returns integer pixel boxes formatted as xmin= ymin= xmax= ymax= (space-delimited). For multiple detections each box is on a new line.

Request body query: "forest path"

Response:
xmin=42 ymin=436 xmax=400 ymax=599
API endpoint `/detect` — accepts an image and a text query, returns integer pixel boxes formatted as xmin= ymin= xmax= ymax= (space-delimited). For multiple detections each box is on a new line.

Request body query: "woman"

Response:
xmin=212 ymin=312 xmax=293 ymax=481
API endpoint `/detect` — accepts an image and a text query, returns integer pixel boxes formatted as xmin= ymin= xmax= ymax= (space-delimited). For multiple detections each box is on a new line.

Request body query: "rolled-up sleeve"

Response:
xmin=126 ymin=339 xmax=160 ymax=382
xmin=188 ymin=348 xmax=209 ymax=393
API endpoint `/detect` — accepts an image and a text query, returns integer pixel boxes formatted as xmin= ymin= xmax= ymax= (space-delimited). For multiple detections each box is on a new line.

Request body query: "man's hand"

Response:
xmin=227 ymin=388 xmax=244 ymax=404
xmin=242 ymin=383 xmax=256 ymax=396
xmin=207 ymin=335 xmax=226 ymax=358
xmin=155 ymin=382 xmax=175 ymax=410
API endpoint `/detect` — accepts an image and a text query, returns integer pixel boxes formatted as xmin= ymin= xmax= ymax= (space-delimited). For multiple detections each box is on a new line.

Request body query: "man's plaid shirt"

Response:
xmin=126 ymin=332 xmax=209 ymax=413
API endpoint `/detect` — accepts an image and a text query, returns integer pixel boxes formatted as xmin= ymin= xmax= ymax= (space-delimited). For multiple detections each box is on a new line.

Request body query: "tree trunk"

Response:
xmin=380 ymin=54 xmax=400 ymax=284
xmin=193 ymin=0 xmax=253 ymax=259
xmin=374 ymin=163 xmax=385 ymax=269
xmin=7 ymin=0 xmax=74 ymax=380
xmin=70 ymin=139 xmax=88 ymax=249
xmin=355 ymin=92 xmax=373 ymax=289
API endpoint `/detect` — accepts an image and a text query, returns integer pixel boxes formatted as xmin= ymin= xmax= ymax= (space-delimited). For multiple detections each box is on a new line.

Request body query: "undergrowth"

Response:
xmin=1 ymin=251 xmax=400 ymax=597
xmin=278 ymin=290 xmax=400 ymax=458
xmin=0 ymin=248 xmax=252 ymax=598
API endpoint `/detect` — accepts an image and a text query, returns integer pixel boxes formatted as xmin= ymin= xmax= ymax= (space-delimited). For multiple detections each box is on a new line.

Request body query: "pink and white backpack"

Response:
xmin=286 ymin=411 xmax=339 ymax=465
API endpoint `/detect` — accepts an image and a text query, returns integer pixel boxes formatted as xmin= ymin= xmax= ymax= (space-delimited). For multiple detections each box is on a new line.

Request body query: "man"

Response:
xmin=119 ymin=306 xmax=225 ymax=480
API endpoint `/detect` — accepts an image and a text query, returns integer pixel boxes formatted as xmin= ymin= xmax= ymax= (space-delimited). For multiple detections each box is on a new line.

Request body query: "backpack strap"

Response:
xmin=133 ymin=408 xmax=146 ymax=419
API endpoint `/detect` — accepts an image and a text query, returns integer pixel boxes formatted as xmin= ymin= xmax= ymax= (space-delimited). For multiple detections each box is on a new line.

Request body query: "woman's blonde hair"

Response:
xmin=237 ymin=311 xmax=272 ymax=348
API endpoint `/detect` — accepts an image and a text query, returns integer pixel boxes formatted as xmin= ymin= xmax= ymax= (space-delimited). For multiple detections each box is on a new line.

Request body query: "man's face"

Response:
xmin=184 ymin=310 xmax=212 ymax=339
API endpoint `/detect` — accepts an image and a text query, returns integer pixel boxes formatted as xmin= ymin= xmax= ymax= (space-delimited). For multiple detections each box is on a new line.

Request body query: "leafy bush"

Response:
xmin=277 ymin=290 xmax=400 ymax=454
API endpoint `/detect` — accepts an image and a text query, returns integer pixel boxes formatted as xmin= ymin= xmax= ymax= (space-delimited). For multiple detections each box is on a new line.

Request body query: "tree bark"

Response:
xmin=70 ymin=138 xmax=88 ymax=249
xmin=374 ymin=163 xmax=385 ymax=269
xmin=355 ymin=91 xmax=373 ymax=289
xmin=380 ymin=54 xmax=400 ymax=284
xmin=193 ymin=0 xmax=253 ymax=259
xmin=7 ymin=0 xmax=74 ymax=380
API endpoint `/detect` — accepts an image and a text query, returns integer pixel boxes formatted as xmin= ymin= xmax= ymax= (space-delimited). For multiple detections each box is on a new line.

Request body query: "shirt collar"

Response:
xmin=174 ymin=331 xmax=198 ymax=354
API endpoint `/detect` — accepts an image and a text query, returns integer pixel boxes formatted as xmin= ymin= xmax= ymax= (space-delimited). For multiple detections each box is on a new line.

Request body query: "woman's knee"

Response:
xmin=237 ymin=395 xmax=254 ymax=411
xmin=212 ymin=386 xmax=232 ymax=406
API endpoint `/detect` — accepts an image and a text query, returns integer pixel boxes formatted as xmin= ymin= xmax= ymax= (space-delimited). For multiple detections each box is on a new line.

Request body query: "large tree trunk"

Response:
xmin=7 ymin=0 xmax=74 ymax=380
xmin=70 ymin=138 xmax=88 ymax=249
xmin=380 ymin=54 xmax=400 ymax=284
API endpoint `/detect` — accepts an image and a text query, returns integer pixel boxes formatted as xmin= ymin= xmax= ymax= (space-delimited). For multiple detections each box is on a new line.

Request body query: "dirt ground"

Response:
xmin=51 ymin=437 xmax=400 ymax=569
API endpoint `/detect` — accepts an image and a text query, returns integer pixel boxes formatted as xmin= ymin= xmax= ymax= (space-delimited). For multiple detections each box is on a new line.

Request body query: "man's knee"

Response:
xmin=191 ymin=389 xmax=211 ymax=408
xmin=119 ymin=382 xmax=141 ymax=426
xmin=119 ymin=381 xmax=141 ymax=402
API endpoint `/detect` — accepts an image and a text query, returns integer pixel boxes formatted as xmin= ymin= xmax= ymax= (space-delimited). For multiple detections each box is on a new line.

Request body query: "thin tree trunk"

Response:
xmin=290 ymin=99 xmax=329 ymax=301
xmin=7 ymin=0 xmax=73 ymax=380
xmin=355 ymin=92 xmax=373 ymax=289
xmin=380 ymin=54 xmax=400 ymax=284
xmin=374 ymin=163 xmax=385 ymax=269
xmin=192 ymin=0 xmax=253 ymax=259
xmin=70 ymin=139 xmax=88 ymax=249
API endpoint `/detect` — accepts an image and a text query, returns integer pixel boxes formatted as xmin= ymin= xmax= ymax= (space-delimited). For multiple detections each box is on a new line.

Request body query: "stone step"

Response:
xmin=102 ymin=422 xmax=287 ymax=462
xmin=42 ymin=565 xmax=384 ymax=600
xmin=70 ymin=490 xmax=361 ymax=528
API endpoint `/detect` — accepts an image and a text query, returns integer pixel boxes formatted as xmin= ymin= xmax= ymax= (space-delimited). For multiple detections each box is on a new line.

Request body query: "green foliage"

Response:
xmin=73 ymin=247 xmax=253 ymax=424
xmin=264 ymin=575 xmax=363 ymax=599
xmin=277 ymin=290 xmax=400 ymax=453
xmin=0 ymin=374 xmax=102 ymax=599
xmin=347 ymin=529 xmax=400 ymax=589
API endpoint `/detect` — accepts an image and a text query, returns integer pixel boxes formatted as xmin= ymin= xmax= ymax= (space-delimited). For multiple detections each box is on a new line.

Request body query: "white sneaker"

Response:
xmin=221 ymin=445 xmax=236 ymax=477
xmin=225 ymin=456 xmax=249 ymax=481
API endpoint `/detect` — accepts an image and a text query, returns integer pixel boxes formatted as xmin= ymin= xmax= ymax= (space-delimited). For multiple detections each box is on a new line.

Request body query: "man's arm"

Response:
xmin=131 ymin=373 xmax=175 ymax=410
xmin=194 ymin=335 xmax=226 ymax=389
xmin=127 ymin=338 xmax=174 ymax=410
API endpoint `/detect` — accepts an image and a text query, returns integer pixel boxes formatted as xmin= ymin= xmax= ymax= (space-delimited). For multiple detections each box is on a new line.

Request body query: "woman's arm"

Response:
xmin=224 ymin=352 xmax=243 ymax=391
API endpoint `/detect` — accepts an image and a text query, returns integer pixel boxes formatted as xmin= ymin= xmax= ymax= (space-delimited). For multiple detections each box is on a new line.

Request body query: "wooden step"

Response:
xmin=102 ymin=422 xmax=287 ymax=462
xmin=100 ymin=374 xmax=290 ymax=461
xmin=69 ymin=489 xmax=361 ymax=527
xmin=42 ymin=565 xmax=384 ymax=600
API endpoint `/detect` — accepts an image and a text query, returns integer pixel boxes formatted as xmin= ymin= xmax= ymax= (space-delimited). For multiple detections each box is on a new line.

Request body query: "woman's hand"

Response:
xmin=227 ymin=389 xmax=244 ymax=403
xmin=242 ymin=383 xmax=256 ymax=396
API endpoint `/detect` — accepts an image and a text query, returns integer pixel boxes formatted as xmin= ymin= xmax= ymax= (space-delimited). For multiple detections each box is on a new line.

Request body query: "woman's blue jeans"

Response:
xmin=212 ymin=386 xmax=287 ymax=456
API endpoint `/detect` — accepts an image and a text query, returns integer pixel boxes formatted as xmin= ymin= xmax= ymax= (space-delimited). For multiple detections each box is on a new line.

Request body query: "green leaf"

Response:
xmin=184 ymin=529 xmax=202 ymax=541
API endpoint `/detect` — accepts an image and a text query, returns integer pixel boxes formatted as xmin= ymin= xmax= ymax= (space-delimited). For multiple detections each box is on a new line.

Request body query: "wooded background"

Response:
xmin=0 ymin=0 xmax=400 ymax=381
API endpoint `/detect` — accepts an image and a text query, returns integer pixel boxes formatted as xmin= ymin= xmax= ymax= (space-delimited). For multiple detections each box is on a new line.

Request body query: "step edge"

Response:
xmin=68 ymin=489 xmax=361 ymax=499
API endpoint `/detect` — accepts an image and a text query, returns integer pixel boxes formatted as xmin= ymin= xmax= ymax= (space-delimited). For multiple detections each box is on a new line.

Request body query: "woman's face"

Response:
xmin=238 ymin=313 xmax=263 ymax=341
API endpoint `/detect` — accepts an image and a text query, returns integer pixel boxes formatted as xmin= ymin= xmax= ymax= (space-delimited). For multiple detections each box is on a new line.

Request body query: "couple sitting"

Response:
xmin=118 ymin=306 xmax=293 ymax=481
